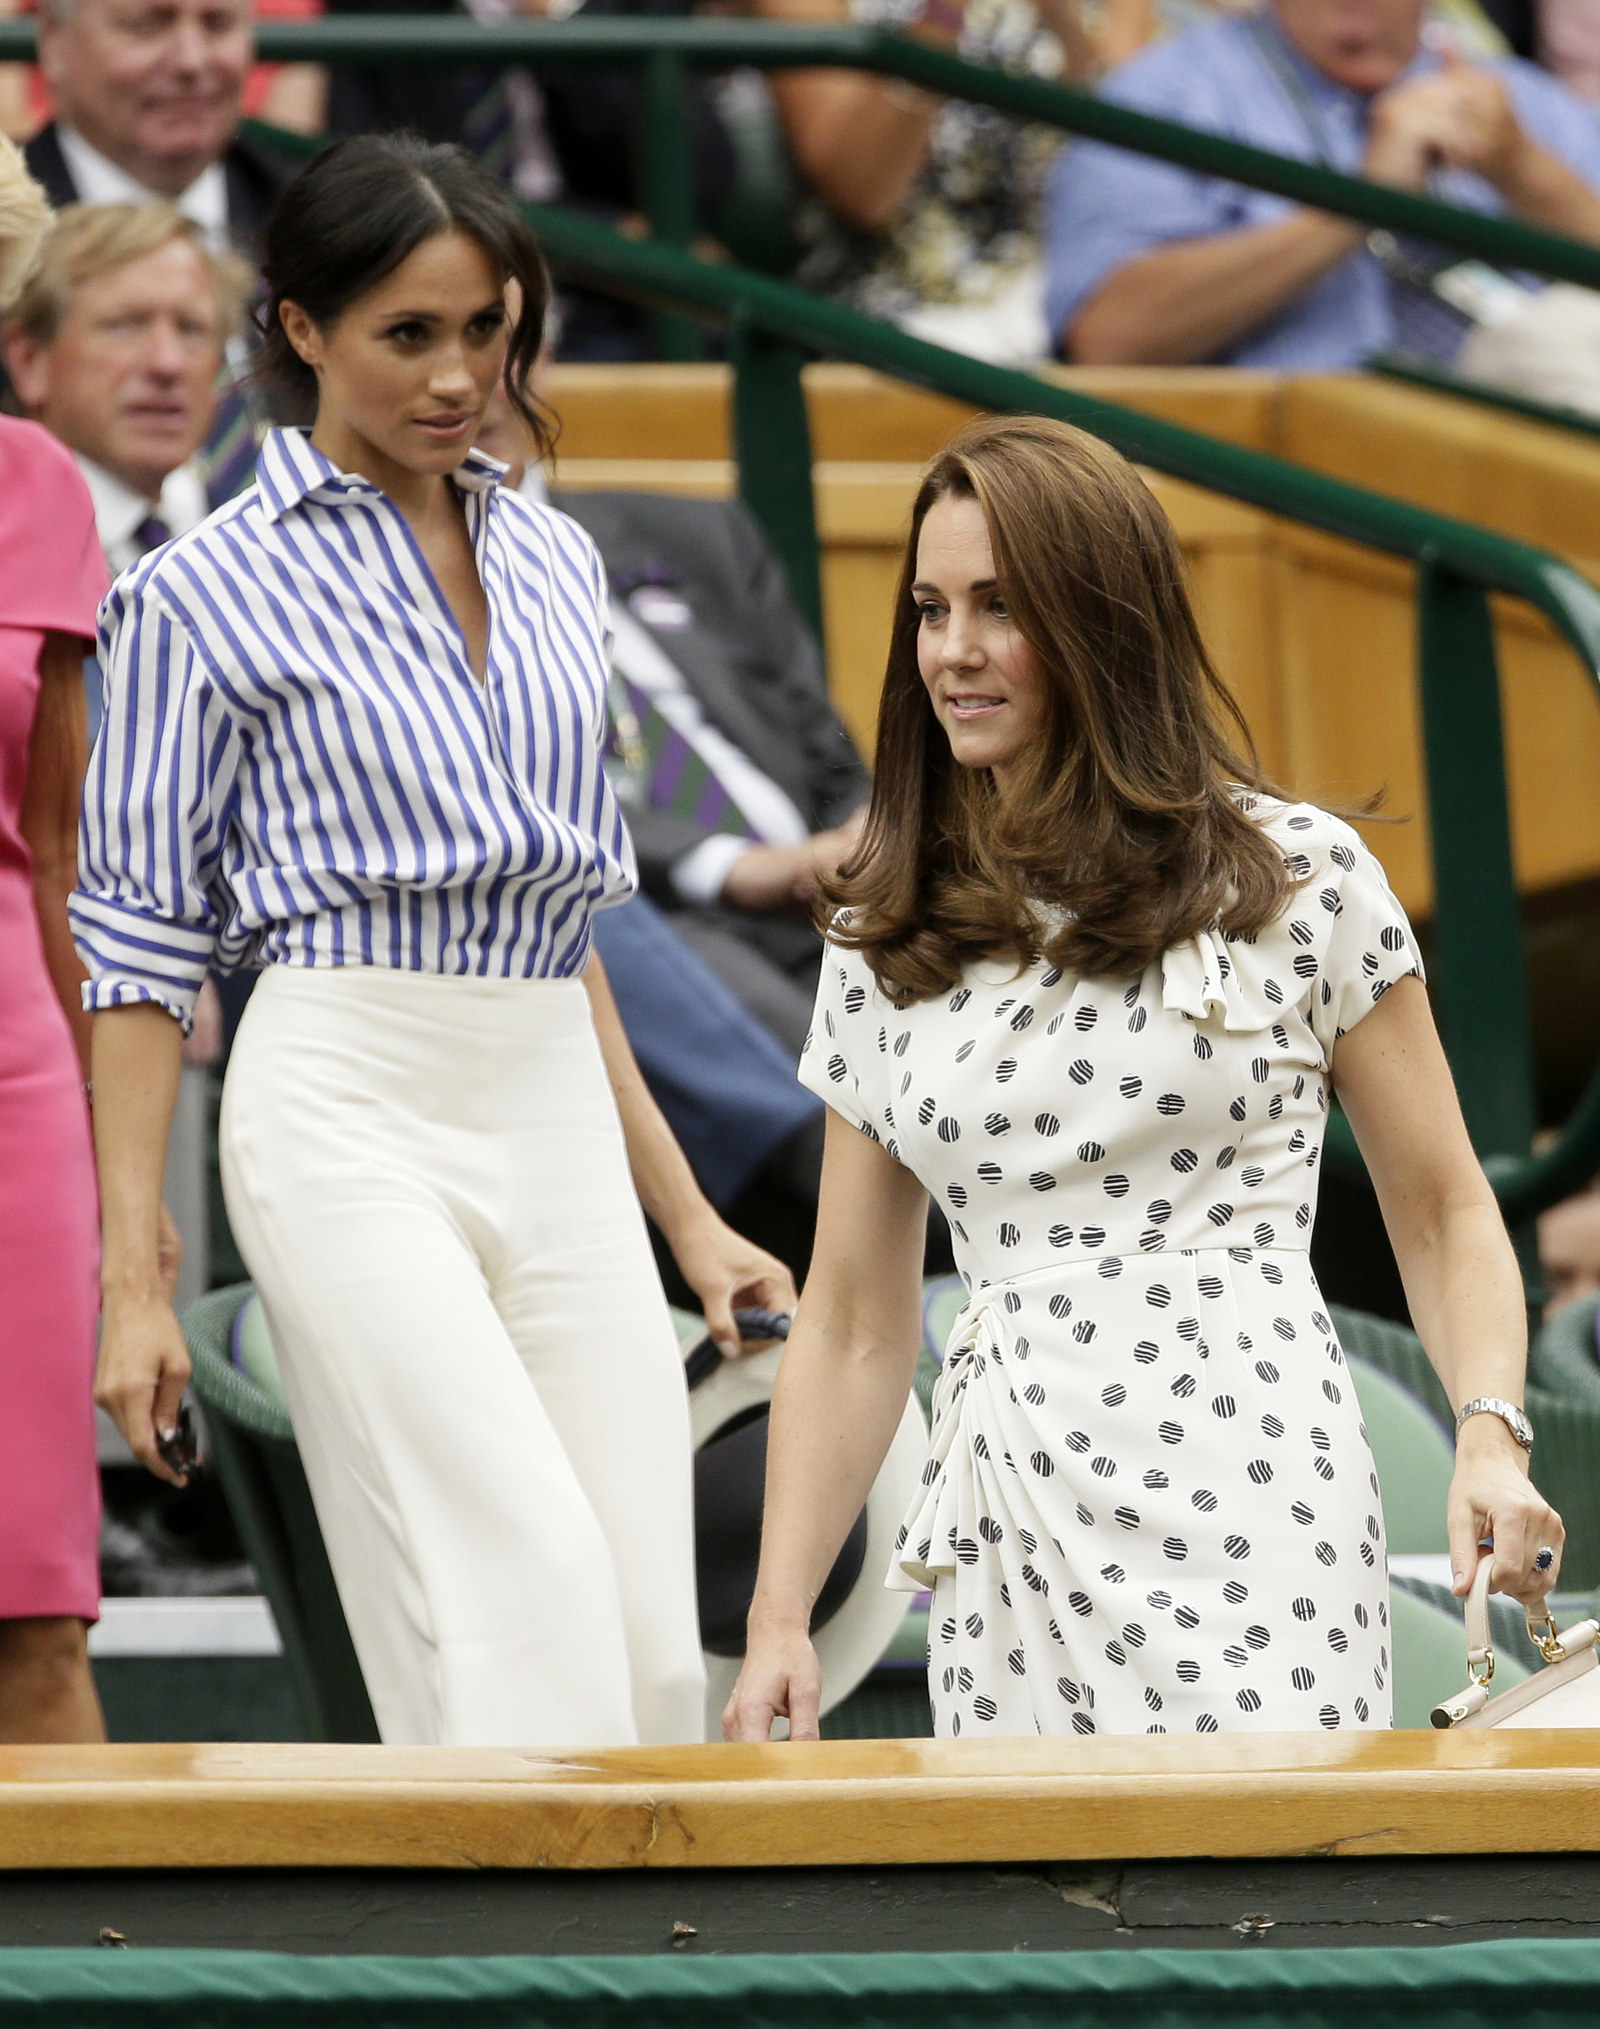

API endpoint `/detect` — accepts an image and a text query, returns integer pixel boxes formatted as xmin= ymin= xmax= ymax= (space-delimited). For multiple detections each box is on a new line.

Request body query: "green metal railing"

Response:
xmin=520 ymin=205 xmax=1600 ymax=1236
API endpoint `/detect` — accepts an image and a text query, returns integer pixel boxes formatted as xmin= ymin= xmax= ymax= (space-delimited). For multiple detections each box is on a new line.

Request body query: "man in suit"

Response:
xmin=25 ymin=0 xmax=296 ymax=506
xmin=26 ymin=0 xmax=293 ymax=258
xmin=553 ymin=485 xmax=871 ymax=1057
xmin=3 ymin=203 xmax=244 ymax=593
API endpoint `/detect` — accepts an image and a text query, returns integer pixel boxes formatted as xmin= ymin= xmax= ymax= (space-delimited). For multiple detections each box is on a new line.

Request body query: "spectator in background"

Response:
xmin=757 ymin=0 xmax=1098 ymax=366
xmin=2 ymin=200 xmax=241 ymax=1312
xmin=477 ymin=365 xmax=871 ymax=1060
xmin=25 ymin=0 xmax=294 ymax=252
xmin=2 ymin=0 xmax=325 ymax=146
xmin=23 ymin=0 xmax=295 ymax=502
xmin=1045 ymin=0 xmax=1600 ymax=368
xmin=2 ymin=204 xmax=246 ymax=604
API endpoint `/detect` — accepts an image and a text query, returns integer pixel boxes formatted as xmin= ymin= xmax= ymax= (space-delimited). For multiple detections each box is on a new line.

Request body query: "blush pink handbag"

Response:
xmin=1432 ymin=1554 xmax=1600 ymax=1728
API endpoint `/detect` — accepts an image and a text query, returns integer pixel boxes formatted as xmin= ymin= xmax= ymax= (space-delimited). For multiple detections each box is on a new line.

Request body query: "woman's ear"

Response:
xmin=279 ymin=299 xmax=322 ymax=371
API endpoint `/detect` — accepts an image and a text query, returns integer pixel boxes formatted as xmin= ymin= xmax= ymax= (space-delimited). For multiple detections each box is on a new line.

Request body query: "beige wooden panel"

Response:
xmin=1276 ymin=375 xmax=1600 ymax=574
xmin=544 ymin=363 xmax=1280 ymax=468
xmin=10 ymin=1733 xmax=1600 ymax=1870
xmin=1236 ymin=522 xmax=1600 ymax=917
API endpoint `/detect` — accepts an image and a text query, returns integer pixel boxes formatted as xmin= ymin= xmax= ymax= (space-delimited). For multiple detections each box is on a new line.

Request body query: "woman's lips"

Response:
xmin=946 ymin=693 xmax=1007 ymax=721
xmin=414 ymin=413 xmax=473 ymax=440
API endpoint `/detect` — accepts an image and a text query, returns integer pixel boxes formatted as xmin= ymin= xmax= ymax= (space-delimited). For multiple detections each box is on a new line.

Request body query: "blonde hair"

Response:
xmin=6 ymin=202 xmax=252 ymax=348
xmin=0 ymin=135 xmax=53 ymax=315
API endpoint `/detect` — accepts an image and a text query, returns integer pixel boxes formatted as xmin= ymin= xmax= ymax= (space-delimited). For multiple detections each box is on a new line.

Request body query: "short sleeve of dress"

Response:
xmin=0 ymin=418 xmax=108 ymax=639
xmin=1308 ymin=823 xmax=1425 ymax=1056
xmin=797 ymin=933 xmax=883 ymax=1141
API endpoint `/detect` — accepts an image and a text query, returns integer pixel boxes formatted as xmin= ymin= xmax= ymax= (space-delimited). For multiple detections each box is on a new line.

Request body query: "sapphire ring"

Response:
xmin=1535 ymin=1547 xmax=1556 ymax=1573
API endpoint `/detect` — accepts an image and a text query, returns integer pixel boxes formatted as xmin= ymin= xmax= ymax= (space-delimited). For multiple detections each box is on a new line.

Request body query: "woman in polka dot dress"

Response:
xmin=724 ymin=414 xmax=1563 ymax=1742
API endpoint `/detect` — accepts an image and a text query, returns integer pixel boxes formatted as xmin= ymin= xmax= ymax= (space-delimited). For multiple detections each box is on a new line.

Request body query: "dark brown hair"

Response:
xmin=827 ymin=414 xmax=1293 ymax=1001
xmin=258 ymin=133 xmax=551 ymax=447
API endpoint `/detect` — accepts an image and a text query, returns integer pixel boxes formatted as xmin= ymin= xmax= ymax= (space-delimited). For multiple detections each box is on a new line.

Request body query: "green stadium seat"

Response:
xmin=1334 ymin=1304 xmax=1600 ymax=1591
xmin=1346 ymin=1355 xmax=1454 ymax=1555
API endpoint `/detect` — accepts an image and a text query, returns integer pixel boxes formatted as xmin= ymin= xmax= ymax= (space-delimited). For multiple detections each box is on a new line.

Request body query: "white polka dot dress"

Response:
xmin=798 ymin=799 xmax=1425 ymax=1737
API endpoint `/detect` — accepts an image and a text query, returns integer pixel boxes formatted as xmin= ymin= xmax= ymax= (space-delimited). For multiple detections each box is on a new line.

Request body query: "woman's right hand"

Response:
xmin=722 ymin=1620 xmax=824 ymax=1742
xmin=96 ymin=1292 xmax=193 ymax=1485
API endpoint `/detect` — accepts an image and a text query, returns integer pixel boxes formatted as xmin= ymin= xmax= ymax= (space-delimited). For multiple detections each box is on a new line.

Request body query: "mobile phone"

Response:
xmin=155 ymin=1403 xmax=200 ymax=1482
xmin=683 ymin=1308 xmax=794 ymax=1390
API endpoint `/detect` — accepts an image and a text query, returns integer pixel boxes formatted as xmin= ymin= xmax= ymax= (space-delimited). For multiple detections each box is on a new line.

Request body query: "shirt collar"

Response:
xmin=76 ymin=452 xmax=211 ymax=568
xmin=75 ymin=452 xmax=158 ymax=556
xmin=55 ymin=126 xmax=230 ymax=252
xmin=257 ymin=427 xmax=508 ymax=522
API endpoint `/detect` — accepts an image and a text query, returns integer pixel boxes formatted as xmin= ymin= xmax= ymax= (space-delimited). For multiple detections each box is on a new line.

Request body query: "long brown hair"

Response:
xmin=827 ymin=415 xmax=1293 ymax=1001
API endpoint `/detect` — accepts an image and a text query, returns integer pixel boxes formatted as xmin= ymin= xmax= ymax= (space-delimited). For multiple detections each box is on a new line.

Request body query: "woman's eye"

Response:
xmin=468 ymin=312 xmax=506 ymax=341
xmin=990 ymin=595 xmax=1011 ymax=619
xmin=385 ymin=321 xmax=427 ymax=346
xmin=915 ymin=601 xmax=945 ymax=623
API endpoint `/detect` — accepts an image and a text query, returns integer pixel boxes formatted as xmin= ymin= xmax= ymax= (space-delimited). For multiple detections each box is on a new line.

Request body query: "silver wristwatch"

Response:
xmin=1455 ymin=1396 xmax=1534 ymax=1452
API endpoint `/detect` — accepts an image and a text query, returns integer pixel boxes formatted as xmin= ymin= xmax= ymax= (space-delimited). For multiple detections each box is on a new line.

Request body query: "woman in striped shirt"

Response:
xmin=75 ymin=134 xmax=795 ymax=1748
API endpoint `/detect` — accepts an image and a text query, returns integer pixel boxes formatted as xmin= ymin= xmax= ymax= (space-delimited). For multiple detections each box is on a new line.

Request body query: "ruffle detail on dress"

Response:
xmin=1156 ymin=925 xmax=1309 ymax=1034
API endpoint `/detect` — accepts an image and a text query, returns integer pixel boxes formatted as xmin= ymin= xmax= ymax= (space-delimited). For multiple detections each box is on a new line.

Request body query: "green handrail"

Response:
xmin=523 ymin=200 xmax=1600 ymax=1236
xmin=11 ymin=17 xmax=1600 ymax=292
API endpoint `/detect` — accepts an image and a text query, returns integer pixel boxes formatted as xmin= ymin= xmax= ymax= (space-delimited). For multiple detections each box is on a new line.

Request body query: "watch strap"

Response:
xmin=1455 ymin=1396 xmax=1534 ymax=1450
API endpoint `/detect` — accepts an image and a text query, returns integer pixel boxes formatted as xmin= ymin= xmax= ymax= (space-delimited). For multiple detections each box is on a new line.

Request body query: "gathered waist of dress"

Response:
xmin=949 ymin=1229 xmax=1313 ymax=1297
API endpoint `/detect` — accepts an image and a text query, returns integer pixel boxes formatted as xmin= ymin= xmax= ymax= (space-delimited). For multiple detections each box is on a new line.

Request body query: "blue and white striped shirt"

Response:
xmin=73 ymin=428 xmax=635 ymax=1029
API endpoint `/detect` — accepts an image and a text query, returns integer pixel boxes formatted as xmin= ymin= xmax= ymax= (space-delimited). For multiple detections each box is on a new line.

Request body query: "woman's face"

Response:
xmin=914 ymin=492 xmax=1051 ymax=796
xmin=282 ymin=228 xmax=509 ymax=484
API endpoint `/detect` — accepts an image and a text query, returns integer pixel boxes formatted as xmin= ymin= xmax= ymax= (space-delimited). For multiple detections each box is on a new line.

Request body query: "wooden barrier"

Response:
xmin=7 ymin=1737 xmax=1600 ymax=1955
xmin=5 ymin=1733 xmax=1600 ymax=1872
xmin=546 ymin=364 xmax=1600 ymax=920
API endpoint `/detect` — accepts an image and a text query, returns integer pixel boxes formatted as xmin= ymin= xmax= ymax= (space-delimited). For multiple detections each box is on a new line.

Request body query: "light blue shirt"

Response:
xmin=73 ymin=428 xmax=636 ymax=1031
xmin=1042 ymin=11 xmax=1600 ymax=368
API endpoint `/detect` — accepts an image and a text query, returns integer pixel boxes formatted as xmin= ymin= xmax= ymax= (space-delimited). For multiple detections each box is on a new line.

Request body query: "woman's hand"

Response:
xmin=96 ymin=1292 xmax=194 ymax=1485
xmin=1448 ymin=1416 xmax=1564 ymax=1610
xmin=670 ymin=1212 xmax=798 ymax=1359
xmin=723 ymin=1618 xmax=824 ymax=1742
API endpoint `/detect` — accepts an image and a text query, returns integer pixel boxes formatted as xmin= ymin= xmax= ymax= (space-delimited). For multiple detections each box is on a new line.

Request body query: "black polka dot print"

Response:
xmin=798 ymin=799 xmax=1423 ymax=1737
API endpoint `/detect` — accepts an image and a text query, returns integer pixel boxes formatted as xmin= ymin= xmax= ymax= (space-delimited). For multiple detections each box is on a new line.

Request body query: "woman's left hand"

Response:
xmin=669 ymin=1214 xmax=798 ymax=1359
xmin=1448 ymin=1419 xmax=1564 ymax=1610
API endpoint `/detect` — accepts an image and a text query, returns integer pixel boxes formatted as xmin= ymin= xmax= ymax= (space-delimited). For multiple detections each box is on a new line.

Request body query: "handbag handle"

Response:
xmin=1462 ymin=1549 xmax=1566 ymax=1684
xmin=1464 ymin=1553 xmax=1496 ymax=1685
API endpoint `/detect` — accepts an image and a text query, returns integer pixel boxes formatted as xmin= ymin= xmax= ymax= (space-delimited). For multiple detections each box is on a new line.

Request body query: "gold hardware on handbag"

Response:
xmin=1431 ymin=1554 xmax=1600 ymax=1729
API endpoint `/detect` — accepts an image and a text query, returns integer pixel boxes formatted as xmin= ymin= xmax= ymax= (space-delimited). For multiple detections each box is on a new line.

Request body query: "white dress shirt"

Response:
xmin=76 ymin=453 xmax=209 ymax=578
xmin=56 ymin=126 xmax=230 ymax=256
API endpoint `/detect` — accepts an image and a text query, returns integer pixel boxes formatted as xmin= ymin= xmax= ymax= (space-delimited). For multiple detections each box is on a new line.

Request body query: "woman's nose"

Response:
xmin=941 ymin=614 xmax=987 ymax=670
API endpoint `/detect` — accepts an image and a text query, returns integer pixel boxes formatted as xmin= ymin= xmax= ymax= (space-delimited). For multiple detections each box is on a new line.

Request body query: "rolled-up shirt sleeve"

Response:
xmin=71 ymin=583 xmax=238 ymax=1033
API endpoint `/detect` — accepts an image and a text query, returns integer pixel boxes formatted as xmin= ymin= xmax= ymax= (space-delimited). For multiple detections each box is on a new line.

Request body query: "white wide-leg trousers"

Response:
xmin=219 ymin=965 xmax=706 ymax=1748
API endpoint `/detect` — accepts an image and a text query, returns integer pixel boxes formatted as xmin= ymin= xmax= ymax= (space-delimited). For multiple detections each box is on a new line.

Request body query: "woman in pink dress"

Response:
xmin=0 ymin=137 xmax=111 ymax=1742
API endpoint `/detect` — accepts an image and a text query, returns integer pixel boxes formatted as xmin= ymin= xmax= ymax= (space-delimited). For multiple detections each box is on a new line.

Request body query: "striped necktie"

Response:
xmin=608 ymin=672 xmax=757 ymax=839
xmin=200 ymin=376 xmax=262 ymax=508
